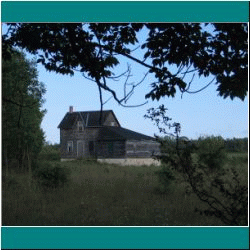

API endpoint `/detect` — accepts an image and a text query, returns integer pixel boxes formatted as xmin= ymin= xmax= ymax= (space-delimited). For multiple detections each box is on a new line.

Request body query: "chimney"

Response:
xmin=69 ymin=106 xmax=74 ymax=113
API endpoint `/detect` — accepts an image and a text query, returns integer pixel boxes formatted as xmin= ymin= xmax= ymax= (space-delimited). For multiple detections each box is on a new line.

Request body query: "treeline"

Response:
xmin=161 ymin=136 xmax=248 ymax=153
xmin=193 ymin=137 xmax=248 ymax=153
xmin=224 ymin=137 xmax=248 ymax=152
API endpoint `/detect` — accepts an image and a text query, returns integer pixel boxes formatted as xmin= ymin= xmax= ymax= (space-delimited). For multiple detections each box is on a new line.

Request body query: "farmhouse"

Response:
xmin=58 ymin=107 xmax=161 ymax=165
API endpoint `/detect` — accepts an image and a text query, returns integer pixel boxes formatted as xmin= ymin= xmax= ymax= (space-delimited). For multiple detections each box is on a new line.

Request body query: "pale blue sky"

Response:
xmin=2 ymin=24 xmax=248 ymax=144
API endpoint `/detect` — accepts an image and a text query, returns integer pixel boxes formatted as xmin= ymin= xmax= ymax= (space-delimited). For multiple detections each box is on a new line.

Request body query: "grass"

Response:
xmin=2 ymin=153 xmax=248 ymax=226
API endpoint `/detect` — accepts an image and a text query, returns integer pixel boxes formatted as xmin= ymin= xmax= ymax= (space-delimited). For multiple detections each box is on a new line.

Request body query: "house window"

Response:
xmin=67 ymin=141 xmax=73 ymax=152
xmin=89 ymin=141 xmax=95 ymax=155
xmin=77 ymin=121 xmax=84 ymax=131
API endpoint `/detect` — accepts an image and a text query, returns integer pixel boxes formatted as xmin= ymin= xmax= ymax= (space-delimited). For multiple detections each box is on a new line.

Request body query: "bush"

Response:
xmin=196 ymin=136 xmax=227 ymax=172
xmin=33 ymin=162 xmax=70 ymax=189
xmin=38 ymin=145 xmax=61 ymax=161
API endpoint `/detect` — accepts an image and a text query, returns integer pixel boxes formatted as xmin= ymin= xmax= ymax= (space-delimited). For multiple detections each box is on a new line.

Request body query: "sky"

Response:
xmin=2 ymin=24 xmax=249 ymax=144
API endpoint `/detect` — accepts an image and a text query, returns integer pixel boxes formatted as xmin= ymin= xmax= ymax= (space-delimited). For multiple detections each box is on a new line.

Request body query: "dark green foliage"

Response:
xmin=33 ymin=162 xmax=70 ymax=189
xmin=195 ymin=136 xmax=227 ymax=172
xmin=224 ymin=137 xmax=248 ymax=152
xmin=195 ymin=167 xmax=248 ymax=226
xmin=2 ymin=50 xmax=46 ymax=173
xmin=2 ymin=23 xmax=248 ymax=103
xmin=38 ymin=144 xmax=61 ymax=161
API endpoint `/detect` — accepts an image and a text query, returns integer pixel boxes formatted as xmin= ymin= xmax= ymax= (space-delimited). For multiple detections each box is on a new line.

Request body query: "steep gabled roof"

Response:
xmin=98 ymin=126 xmax=155 ymax=141
xmin=58 ymin=110 xmax=120 ymax=129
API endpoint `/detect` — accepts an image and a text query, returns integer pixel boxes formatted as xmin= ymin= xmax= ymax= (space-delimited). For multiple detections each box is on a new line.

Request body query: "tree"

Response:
xmin=2 ymin=50 xmax=46 ymax=175
xmin=2 ymin=23 xmax=248 ymax=109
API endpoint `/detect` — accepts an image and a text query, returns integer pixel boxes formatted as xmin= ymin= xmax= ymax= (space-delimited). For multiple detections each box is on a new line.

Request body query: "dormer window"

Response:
xmin=110 ymin=122 xmax=116 ymax=126
xmin=77 ymin=121 xmax=84 ymax=131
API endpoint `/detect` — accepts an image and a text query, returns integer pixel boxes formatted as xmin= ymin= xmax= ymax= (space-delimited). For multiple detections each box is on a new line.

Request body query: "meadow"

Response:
xmin=2 ymin=152 xmax=248 ymax=226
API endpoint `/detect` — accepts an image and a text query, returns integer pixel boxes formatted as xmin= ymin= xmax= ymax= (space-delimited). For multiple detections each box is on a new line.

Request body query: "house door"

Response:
xmin=77 ymin=140 xmax=84 ymax=158
xmin=89 ymin=141 xmax=95 ymax=157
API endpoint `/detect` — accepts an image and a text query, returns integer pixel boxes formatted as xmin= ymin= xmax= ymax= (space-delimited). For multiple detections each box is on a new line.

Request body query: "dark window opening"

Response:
xmin=67 ymin=141 xmax=73 ymax=152
xmin=89 ymin=141 xmax=94 ymax=154
xmin=108 ymin=142 xmax=114 ymax=156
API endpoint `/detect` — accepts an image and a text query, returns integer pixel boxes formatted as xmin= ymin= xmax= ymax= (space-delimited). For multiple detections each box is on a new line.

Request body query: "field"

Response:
xmin=2 ymin=152 xmax=248 ymax=226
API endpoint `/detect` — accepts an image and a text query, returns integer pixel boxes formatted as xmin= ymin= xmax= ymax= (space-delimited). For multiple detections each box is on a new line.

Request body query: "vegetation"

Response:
xmin=2 ymin=50 xmax=46 ymax=176
xmin=3 ymin=23 xmax=248 ymax=108
xmin=32 ymin=161 xmax=70 ymax=190
xmin=145 ymin=106 xmax=248 ymax=226
xmin=2 ymin=23 xmax=247 ymax=226
xmin=2 ymin=139 xmax=248 ymax=226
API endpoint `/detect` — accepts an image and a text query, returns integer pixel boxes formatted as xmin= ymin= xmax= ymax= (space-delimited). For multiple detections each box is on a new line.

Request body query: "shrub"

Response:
xmin=38 ymin=145 xmax=61 ymax=161
xmin=33 ymin=162 xmax=70 ymax=189
xmin=196 ymin=136 xmax=227 ymax=172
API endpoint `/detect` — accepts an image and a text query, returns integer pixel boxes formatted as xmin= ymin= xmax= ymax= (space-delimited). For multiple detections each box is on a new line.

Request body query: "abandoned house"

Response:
xmin=57 ymin=107 xmax=160 ymax=165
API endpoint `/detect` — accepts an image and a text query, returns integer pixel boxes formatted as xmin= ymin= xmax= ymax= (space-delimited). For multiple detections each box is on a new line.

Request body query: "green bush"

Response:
xmin=196 ymin=136 xmax=227 ymax=171
xmin=33 ymin=162 xmax=70 ymax=189
xmin=38 ymin=145 xmax=61 ymax=161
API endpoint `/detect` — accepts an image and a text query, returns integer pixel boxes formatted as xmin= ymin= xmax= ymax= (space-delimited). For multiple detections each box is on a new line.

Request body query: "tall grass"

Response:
xmin=2 ymin=153 xmax=248 ymax=226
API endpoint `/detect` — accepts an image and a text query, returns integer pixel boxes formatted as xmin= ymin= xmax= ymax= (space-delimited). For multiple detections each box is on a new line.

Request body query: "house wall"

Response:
xmin=60 ymin=127 xmax=99 ymax=159
xmin=97 ymin=140 xmax=126 ymax=158
xmin=125 ymin=140 xmax=160 ymax=158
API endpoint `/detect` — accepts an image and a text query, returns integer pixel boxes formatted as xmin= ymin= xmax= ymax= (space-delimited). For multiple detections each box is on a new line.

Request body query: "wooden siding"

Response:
xmin=125 ymin=140 xmax=160 ymax=158
xmin=97 ymin=140 xmax=126 ymax=158
xmin=60 ymin=127 xmax=99 ymax=159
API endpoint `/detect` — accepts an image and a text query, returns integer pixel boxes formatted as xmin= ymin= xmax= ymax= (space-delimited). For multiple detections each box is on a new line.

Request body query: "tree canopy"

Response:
xmin=2 ymin=50 xmax=46 ymax=172
xmin=2 ymin=23 xmax=248 ymax=106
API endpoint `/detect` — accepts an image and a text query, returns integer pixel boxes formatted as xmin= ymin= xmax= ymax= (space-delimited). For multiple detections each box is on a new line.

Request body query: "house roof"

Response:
xmin=58 ymin=110 xmax=120 ymax=129
xmin=58 ymin=109 xmax=155 ymax=141
xmin=98 ymin=126 xmax=155 ymax=141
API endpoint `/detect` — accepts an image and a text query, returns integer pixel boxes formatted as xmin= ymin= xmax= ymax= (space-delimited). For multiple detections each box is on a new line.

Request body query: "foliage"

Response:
xmin=33 ymin=162 xmax=70 ymax=189
xmin=224 ymin=137 xmax=248 ymax=152
xmin=38 ymin=143 xmax=61 ymax=161
xmin=195 ymin=136 xmax=227 ymax=172
xmin=2 ymin=50 xmax=46 ymax=172
xmin=2 ymin=23 xmax=248 ymax=104
xmin=145 ymin=107 xmax=248 ymax=226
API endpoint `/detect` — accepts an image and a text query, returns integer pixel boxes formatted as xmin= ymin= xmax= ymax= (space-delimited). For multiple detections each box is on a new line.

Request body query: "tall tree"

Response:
xmin=2 ymin=50 xmax=46 ymax=174
xmin=2 ymin=23 xmax=248 ymax=108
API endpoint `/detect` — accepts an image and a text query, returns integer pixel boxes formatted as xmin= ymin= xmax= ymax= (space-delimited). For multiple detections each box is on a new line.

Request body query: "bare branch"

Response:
xmin=97 ymin=84 xmax=103 ymax=125
xmin=103 ymin=96 xmax=113 ymax=105
xmin=96 ymin=76 xmax=148 ymax=108
xmin=107 ymin=65 xmax=130 ymax=81
xmin=184 ymin=77 xmax=216 ymax=95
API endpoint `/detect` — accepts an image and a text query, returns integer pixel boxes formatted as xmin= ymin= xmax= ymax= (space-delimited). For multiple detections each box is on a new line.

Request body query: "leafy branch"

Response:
xmin=145 ymin=106 xmax=248 ymax=226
